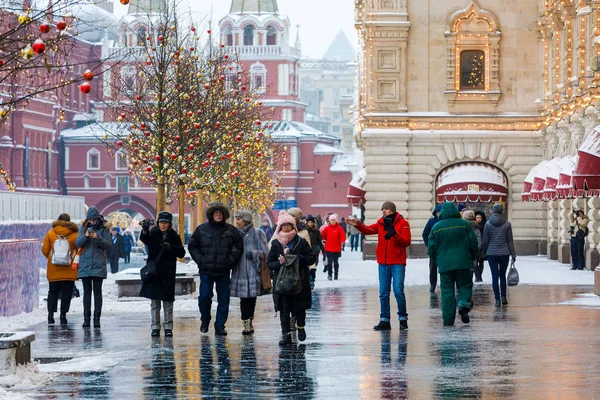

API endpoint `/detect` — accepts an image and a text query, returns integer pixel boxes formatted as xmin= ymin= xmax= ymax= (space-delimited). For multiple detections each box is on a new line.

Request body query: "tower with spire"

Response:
xmin=219 ymin=0 xmax=306 ymax=122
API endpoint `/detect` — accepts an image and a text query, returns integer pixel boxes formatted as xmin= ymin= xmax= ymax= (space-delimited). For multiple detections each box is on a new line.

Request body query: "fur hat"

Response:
xmin=492 ymin=203 xmax=504 ymax=214
xmin=381 ymin=201 xmax=397 ymax=213
xmin=276 ymin=210 xmax=297 ymax=231
xmin=234 ymin=210 xmax=253 ymax=224
xmin=287 ymin=207 xmax=303 ymax=222
xmin=157 ymin=211 xmax=173 ymax=223
xmin=205 ymin=202 xmax=230 ymax=220
xmin=306 ymin=214 xmax=315 ymax=223
xmin=86 ymin=206 xmax=101 ymax=220
xmin=58 ymin=213 xmax=71 ymax=222
xmin=462 ymin=210 xmax=475 ymax=221
xmin=457 ymin=203 xmax=467 ymax=213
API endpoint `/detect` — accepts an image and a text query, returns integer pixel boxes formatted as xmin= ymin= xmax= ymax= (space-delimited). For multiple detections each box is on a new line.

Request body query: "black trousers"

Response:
xmin=280 ymin=295 xmax=306 ymax=334
xmin=240 ymin=297 xmax=257 ymax=320
xmin=47 ymin=281 xmax=75 ymax=314
xmin=109 ymin=256 xmax=120 ymax=274
xmin=326 ymin=252 xmax=340 ymax=278
xmin=474 ymin=259 xmax=484 ymax=281
xmin=81 ymin=277 xmax=104 ymax=314
xmin=429 ymin=258 xmax=438 ymax=288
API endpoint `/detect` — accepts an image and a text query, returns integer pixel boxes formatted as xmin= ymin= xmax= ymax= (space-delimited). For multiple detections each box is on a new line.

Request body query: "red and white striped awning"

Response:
xmin=543 ymin=158 xmax=562 ymax=201
xmin=557 ymin=156 xmax=576 ymax=199
xmin=530 ymin=160 xmax=550 ymax=201
xmin=436 ymin=163 xmax=508 ymax=203
xmin=347 ymin=168 xmax=367 ymax=206
xmin=573 ymin=127 xmax=600 ymax=197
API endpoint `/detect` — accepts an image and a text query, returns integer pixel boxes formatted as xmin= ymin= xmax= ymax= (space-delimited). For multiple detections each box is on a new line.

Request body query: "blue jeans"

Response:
xmin=487 ymin=255 xmax=509 ymax=300
xmin=378 ymin=264 xmax=407 ymax=321
xmin=198 ymin=274 xmax=231 ymax=328
xmin=570 ymin=236 xmax=585 ymax=269
xmin=350 ymin=234 xmax=360 ymax=251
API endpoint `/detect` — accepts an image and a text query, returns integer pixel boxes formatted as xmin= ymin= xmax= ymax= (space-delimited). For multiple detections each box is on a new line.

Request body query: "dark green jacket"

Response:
xmin=427 ymin=202 xmax=478 ymax=273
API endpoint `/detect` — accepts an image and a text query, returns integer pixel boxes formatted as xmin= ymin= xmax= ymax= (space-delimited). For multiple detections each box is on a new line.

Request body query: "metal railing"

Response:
xmin=0 ymin=192 xmax=86 ymax=222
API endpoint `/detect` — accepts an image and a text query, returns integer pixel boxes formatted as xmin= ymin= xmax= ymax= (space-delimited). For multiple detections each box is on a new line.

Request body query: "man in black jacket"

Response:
xmin=188 ymin=203 xmax=243 ymax=336
xmin=108 ymin=227 xmax=125 ymax=274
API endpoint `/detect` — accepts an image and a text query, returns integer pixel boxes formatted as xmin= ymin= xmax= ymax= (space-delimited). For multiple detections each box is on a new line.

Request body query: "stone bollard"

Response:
xmin=0 ymin=332 xmax=35 ymax=376
xmin=595 ymin=267 xmax=600 ymax=296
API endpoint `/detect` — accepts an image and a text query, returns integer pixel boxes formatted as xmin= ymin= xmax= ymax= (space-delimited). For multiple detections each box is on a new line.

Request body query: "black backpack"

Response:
xmin=275 ymin=255 xmax=302 ymax=295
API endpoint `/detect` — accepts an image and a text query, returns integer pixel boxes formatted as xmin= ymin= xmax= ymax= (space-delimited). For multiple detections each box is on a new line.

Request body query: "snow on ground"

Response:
xmin=36 ymin=351 xmax=135 ymax=373
xmin=556 ymin=292 xmax=600 ymax=308
xmin=0 ymin=363 xmax=51 ymax=398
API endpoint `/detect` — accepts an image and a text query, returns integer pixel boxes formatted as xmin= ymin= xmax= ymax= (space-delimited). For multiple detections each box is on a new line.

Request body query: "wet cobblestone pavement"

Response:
xmin=11 ymin=282 xmax=600 ymax=399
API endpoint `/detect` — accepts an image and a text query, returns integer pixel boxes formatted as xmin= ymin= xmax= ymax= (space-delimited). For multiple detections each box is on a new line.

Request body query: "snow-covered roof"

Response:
xmin=73 ymin=113 xmax=97 ymax=122
xmin=269 ymin=121 xmax=338 ymax=140
xmin=61 ymin=122 xmax=128 ymax=140
xmin=330 ymin=155 xmax=357 ymax=172
xmin=230 ymin=0 xmax=279 ymax=14
xmin=579 ymin=126 xmax=600 ymax=157
xmin=313 ymin=143 xmax=343 ymax=155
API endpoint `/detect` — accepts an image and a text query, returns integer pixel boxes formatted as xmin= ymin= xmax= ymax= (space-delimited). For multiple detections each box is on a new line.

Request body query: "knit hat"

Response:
xmin=234 ymin=210 xmax=253 ymax=224
xmin=275 ymin=210 xmax=297 ymax=231
xmin=205 ymin=202 xmax=231 ymax=220
xmin=157 ymin=211 xmax=173 ymax=223
xmin=457 ymin=203 xmax=467 ymax=213
xmin=329 ymin=213 xmax=339 ymax=223
xmin=462 ymin=210 xmax=475 ymax=221
xmin=287 ymin=207 xmax=303 ymax=222
xmin=86 ymin=206 xmax=101 ymax=220
xmin=306 ymin=214 xmax=315 ymax=223
xmin=492 ymin=203 xmax=504 ymax=214
xmin=381 ymin=201 xmax=397 ymax=213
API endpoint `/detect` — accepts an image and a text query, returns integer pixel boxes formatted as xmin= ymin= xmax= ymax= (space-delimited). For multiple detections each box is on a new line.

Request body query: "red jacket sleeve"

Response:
xmin=355 ymin=222 xmax=379 ymax=236
xmin=392 ymin=219 xmax=411 ymax=248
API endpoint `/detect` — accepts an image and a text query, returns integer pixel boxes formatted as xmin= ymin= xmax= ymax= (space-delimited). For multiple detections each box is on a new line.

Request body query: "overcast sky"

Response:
xmin=113 ymin=0 xmax=356 ymax=59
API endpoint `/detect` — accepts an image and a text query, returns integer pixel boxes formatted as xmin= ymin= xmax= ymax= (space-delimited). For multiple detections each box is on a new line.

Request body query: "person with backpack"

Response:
xmin=75 ymin=206 xmax=111 ymax=328
xmin=41 ymin=213 xmax=79 ymax=325
xmin=570 ymin=209 xmax=589 ymax=270
xmin=231 ymin=210 xmax=269 ymax=335
xmin=462 ymin=210 xmax=483 ymax=280
xmin=139 ymin=211 xmax=185 ymax=337
xmin=267 ymin=211 xmax=315 ymax=345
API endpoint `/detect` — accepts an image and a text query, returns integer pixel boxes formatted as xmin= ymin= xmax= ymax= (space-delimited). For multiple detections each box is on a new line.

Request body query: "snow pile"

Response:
xmin=0 ymin=309 xmax=45 ymax=332
xmin=0 ymin=363 xmax=50 ymax=394
xmin=36 ymin=351 xmax=132 ymax=373
xmin=556 ymin=292 xmax=600 ymax=308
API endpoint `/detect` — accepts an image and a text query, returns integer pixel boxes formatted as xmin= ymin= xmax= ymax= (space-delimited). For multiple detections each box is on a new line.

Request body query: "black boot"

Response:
xmin=82 ymin=311 xmax=91 ymax=328
xmin=60 ymin=313 xmax=68 ymax=325
xmin=48 ymin=312 xmax=55 ymax=325
xmin=458 ymin=307 xmax=470 ymax=324
xmin=93 ymin=311 xmax=101 ymax=328
xmin=373 ymin=321 xmax=391 ymax=331
xmin=399 ymin=320 xmax=409 ymax=330
xmin=501 ymin=296 xmax=508 ymax=305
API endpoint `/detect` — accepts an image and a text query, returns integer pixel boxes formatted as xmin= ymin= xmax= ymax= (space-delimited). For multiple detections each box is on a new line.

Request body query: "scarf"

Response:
xmin=276 ymin=229 xmax=296 ymax=246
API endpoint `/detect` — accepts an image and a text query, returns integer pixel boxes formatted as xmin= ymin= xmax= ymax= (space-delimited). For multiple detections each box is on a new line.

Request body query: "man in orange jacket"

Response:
xmin=347 ymin=201 xmax=411 ymax=330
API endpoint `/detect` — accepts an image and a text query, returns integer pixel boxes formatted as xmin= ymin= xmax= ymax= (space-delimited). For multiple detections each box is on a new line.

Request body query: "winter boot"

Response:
xmin=279 ymin=332 xmax=292 ymax=346
xmin=59 ymin=313 xmax=68 ymax=325
xmin=495 ymin=299 xmax=501 ymax=307
xmin=48 ymin=312 xmax=55 ymax=325
xmin=164 ymin=330 xmax=173 ymax=337
xmin=297 ymin=326 xmax=307 ymax=342
xmin=399 ymin=320 xmax=409 ymax=330
xmin=501 ymin=296 xmax=508 ymax=305
xmin=72 ymin=287 xmax=80 ymax=299
xmin=248 ymin=317 xmax=255 ymax=334
xmin=82 ymin=311 xmax=91 ymax=328
xmin=200 ymin=321 xmax=209 ymax=333
xmin=151 ymin=329 xmax=160 ymax=337
xmin=458 ymin=307 xmax=470 ymax=324
xmin=242 ymin=320 xmax=252 ymax=335
xmin=373 ymin=321 xmax=391 ymax=331
xmin=93 ymin=311 xmax=101 ymax=328
xmin=214 ymin=326 xmax=227 ymax=336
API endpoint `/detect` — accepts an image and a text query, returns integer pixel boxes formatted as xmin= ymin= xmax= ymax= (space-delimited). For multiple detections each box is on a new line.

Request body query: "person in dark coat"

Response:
xmin=140 ymin=211 xmax=185 ymax=337
xmin=305 ymin=214 xmax=325 ymax=289
xmin=231 ymin=210 xmax=268 ymax=335
xmin=188 ymin=202 xmax=244 ymax=336
xmin=75 ymin=206 xmax=111 ymax=329
xmin=108 ymin=227 xmax=125 ymax=274
xmin=267 ymin=211 xmax=315 ymax=345
xmin=260 ymin=218 xmax=274 ymax=242
xmin=473 ymin=211 xmax=487 ymax=282
xmin=422 ymin=204 xmax=442 ymax=293
xmin=122 ymin=231 xmax=135 ymax=264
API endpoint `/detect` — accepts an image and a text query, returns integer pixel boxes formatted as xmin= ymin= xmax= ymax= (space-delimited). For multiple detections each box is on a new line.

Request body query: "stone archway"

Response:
xmin=95 ymin=195 xmax=156 ymax=220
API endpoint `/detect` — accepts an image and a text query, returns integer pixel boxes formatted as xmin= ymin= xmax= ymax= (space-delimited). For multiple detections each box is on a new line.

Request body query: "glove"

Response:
xmin=511 ymin=256 xmax=516 ymax=264
xmin=161 ymin=242 xmax=171 ymax=251
xmin=384 ymin=229 xmax=396 ymax=240
xmin=246 ymin=252 xmax=253 ymax=260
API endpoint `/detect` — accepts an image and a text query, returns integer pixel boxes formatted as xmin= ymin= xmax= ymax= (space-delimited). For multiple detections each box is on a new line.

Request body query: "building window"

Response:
xmin=243 ymin=25 xmax=254 ymax=46
xmin=249 ymin=61 xmax=267 ymax=93
xmin=83 ymin=175 xmax=90 ymax=189
xmin=460 ymin=50 xmax=485 ymax=90
xmin=64 ymin=147 xmax=70 ymax=170
xmin=121 ymin=65 xmax=137 ymax=96
xmin=282 ymin=108 xmax=292 ymax=121
xmin=105 ymin=175 xmax=111 ymax=189
xmin=137 ymin=26 xmax=146 ymax=46
xmin=266 ymin=25 xmax=277 ymax=45
xmin=87 ymin=148 xmax=100 ymax=170
xmin=115 ymin=151 xmax=128 ymax=170
xmin=290 ymin=146 xmax=299 ymax=170
xmin=223 ymin=25 xmax=233 ymax=46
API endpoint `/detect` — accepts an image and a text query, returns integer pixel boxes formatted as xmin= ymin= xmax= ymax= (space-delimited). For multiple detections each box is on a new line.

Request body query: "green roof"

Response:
xmin=229 ymin=0 xmax=279 ymax=14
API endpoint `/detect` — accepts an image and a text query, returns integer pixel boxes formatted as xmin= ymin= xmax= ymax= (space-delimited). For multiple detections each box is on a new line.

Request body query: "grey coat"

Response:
xmin=483 ymin=213 xmax=516 ymax=258
xmin=230 ymin=224 xmax=268 ymax=298
xmin=75 ymin=224 xmax=111 ymax=279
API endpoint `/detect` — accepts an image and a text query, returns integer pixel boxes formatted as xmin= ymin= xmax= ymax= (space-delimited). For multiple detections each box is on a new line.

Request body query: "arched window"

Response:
xmin=87 ymin=148 xmax=100 ymax=170
xmin=243 ymin=25 xmax=254 ymax=46
xmin=266 ymin=25 xmax=277 ymax=46
xmin=223 ymin=25 xmax=233 ymax=46
xmin=136 ymin=26 xmax=146 ymax=46
xmin=460 ymin=50 xmax=485 ymax=90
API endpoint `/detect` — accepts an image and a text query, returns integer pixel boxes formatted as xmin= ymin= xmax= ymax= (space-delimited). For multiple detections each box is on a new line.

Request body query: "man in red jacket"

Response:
xmin=346 ymin=201 xmax=411 ymax=330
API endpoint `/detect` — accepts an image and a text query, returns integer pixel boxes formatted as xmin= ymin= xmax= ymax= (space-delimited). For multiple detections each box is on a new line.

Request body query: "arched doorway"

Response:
xmin=435 ymin=162 xmax=508 ymax=218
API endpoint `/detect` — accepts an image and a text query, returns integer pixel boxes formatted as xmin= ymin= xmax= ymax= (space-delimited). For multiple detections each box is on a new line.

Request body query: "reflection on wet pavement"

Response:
xmin=18 ymin=284 xmax=600 ymax=399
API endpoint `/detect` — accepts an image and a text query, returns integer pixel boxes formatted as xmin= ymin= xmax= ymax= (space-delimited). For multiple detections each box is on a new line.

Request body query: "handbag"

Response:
xmin=71 ymin=247 xmax=83 ymax=271
xmin=507 ymin=259 xmax=519 ymax=286
xmin=140 ymin=249 xmax=163 ymax=283
xmin=261 ymin=258 xmax=272 ymax=291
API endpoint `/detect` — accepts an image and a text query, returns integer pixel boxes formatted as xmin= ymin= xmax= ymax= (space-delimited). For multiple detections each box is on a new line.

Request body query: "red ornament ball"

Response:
xmin=116 ymin=141 xmax=123 ymax=147
xmin=82 ymin=69 xmax=94 ymax=81
xmin=146 ymin=166 xmax=152 ymax=172
xmin=181 ymin=168 xmax=187 ymax=173
xmin=56 ymin=21 xmax=67 ymax=31
xmin=223 ymin=54 xmax=229 ymax=59
xmin=120 ymin=0 xmax=130 ymax=4
xmin=170 ymin=154 xmax=176 ymax=160
xmin=40 ymin=24 xmax=50 ymax=34
xmin=189 ymin=145 xmax=194 ymax=150
xmin=132 ymin=139 xmax=139 ymax=145
xmin=144 ymin=131 xmax=151 ymax=137
xmin=32 ymin=39 xmax=46 ymax=54
xmin=154 ymin=155 xmax=161 ymax=161
xmin=79 ymin=82 xmax=91 ymax=94
xmin=256 ymin=152 xmax=262 ymax=157
xmin=207 ymin=29 xmax=211 ymax=34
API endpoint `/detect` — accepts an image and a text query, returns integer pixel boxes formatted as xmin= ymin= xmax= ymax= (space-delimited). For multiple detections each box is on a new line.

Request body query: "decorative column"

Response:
xmin=557 ymin=199 xmax=572 ymax=264
xmin=547 ymin=200 xmax=559 ymax=260
xmin=586 ymin=197 xmax=600 ymax=270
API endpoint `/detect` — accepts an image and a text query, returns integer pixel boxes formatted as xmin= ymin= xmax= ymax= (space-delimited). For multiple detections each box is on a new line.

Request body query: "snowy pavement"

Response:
xmin=1 ymin=251 xmax=599 ymax=399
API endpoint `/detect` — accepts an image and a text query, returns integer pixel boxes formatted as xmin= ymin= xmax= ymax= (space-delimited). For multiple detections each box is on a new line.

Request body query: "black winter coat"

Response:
xmin=188 ymin=220 xmax=244 ymax=276
xmin=139 ymin=227 xmax=186 ymax=302
xmin=108 ymin=234 xmax=125 ymax=258
xmin=267 ymin=235 xmax=315 ymax=313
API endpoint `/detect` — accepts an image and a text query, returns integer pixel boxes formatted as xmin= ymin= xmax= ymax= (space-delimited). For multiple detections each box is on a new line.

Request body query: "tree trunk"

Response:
xmin=196 ymin=189 xmax=204 ymax=226
xmin=178 ymin=180 xmax=185 ymax=246
xmin=156 ymin=176 xmax=166 ymax=219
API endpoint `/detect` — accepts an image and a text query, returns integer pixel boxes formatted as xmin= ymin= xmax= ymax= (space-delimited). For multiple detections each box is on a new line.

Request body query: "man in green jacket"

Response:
xmin=428 ymin=202 xmax=478 ymax=326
